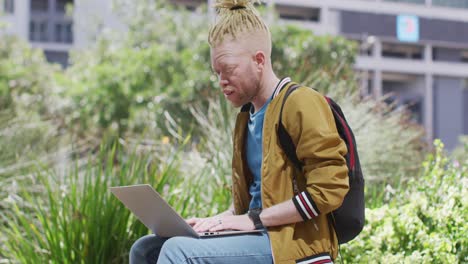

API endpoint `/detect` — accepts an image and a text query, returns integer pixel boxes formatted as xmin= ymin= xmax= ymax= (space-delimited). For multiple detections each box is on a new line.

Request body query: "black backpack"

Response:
xmin=277 ymin=83 xmax=365 ymax=244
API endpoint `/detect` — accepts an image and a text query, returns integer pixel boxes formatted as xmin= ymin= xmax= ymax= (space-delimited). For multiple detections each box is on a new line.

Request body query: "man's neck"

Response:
xmin=251 ymin=72 xmax=280 ymax=113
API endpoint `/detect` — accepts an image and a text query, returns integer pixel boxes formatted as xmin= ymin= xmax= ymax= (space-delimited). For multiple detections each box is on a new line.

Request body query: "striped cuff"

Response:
xmin=296 ymin=253 xmax=333 ymax=264
xmin=292 ymin=191 xmax=320 ymax=220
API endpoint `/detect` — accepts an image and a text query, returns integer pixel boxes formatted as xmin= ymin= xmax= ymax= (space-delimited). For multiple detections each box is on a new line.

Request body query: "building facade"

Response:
xmin=1 ymin=0 xmax=467 ymax=149
xmin=172 ymin=0 xmax=468 ymax=150
xmin=0 ymin=0 xmax=122 ymax=66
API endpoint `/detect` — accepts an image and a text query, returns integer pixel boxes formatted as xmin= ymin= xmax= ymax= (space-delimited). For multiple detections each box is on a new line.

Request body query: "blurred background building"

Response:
xmin=0 ymin=0 xmax=122 ymax=66
xmin=1 ymin=0 xmax=467 ymax=150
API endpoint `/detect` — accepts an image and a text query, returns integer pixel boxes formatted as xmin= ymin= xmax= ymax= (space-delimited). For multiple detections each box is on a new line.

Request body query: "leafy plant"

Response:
xmin=3 ymin=133 xmax=232 ymax=263
xmin=340 ymin=140 xmax=467 ymax=263
xmin=452 ymin=135 xmax=468 ymax=165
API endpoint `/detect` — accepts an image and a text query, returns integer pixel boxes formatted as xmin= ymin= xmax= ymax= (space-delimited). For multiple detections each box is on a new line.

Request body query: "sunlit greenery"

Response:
xmin=1 ymin=0 xmax=465 ymax=263
xmin=340 ymin=140 xmax=467 ymax=263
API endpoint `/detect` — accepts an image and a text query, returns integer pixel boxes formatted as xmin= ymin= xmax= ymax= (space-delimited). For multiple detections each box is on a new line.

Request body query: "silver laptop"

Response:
xmin=110 ymin=184 xmax=263 ymax=238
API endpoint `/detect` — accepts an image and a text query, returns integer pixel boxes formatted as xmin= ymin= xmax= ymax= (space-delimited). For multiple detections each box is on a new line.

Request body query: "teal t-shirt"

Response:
xmin=246 ymin=98 xmax=272 ymax=209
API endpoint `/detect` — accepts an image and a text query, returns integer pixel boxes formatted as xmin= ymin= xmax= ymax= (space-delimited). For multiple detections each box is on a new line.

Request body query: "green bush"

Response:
xmin=63 ymin=0 xmax=214 ymax=138
xmin=340 ymin=140 xmax=467 ymax=263
xmin=0 ymin=35 xmax=62 ymax=116
xmin=3 ymin=135 xmax=231 ymax=263
xmin=0 ymin=35 xmax=66 ymax=173
xmin=452 ymin=135 xmax=468 ymax=165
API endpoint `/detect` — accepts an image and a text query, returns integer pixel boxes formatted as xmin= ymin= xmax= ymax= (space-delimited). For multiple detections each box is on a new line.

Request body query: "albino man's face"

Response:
xmin=211 ymin=40 xmax=262 ymax=108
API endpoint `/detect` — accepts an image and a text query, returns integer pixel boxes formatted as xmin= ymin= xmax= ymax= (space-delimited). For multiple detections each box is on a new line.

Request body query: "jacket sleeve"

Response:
xmin=282 ymin=88 xmax=349 ymax=220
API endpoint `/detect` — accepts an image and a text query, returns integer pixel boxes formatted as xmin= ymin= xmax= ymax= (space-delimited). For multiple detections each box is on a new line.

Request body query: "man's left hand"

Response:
xmin=208 ymin=214 xmax=255 ymax=232
xmin=187 ymin=215 xmax=255 ymax=232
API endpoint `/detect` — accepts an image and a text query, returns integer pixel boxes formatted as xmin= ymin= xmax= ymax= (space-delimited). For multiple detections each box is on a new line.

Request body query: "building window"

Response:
xmin=56 ymin=0 xmax=73 ymax=13
xmin=55 ymin=23 xmax=63 ymax=42
xmin=31 ymin=0 xmax=49 ymax=12
xmin=55 ymin=22 xmax=73 ymax=43
xmin=65 ymin=23 xmax=73 ymax=43
xmin=276 ymin=4 xmax=320 ymax=22
xmin=433 ymin=0 xmax=468 ymax=9
xmin=433 ymin=47 xmax=468 ymax=63
xmin=382 ymin=42 xmax=423 ymax=60
xmin=383 ymin=0 xmax=425 ymax=5
xmin=462 ymin=50 xmax=468 ymax=63
xmin=29 ymin=20 xmax=49 ymax=42
xmin=4 ymin=0 xmax=14 ymax=13
xmin=39 ymin=22 xmax=48 ymax=41
xmin=29 ymin=21 xmax=35 ymax=41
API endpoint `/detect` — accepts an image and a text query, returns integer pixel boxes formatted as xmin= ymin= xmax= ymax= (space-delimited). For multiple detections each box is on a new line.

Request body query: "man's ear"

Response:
xmin=254 ymin=51 xmax=266 ymax=71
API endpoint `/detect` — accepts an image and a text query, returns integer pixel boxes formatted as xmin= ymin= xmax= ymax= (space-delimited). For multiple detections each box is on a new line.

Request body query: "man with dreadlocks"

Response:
xmin=130 ymin=0 xmax=349 ymax=263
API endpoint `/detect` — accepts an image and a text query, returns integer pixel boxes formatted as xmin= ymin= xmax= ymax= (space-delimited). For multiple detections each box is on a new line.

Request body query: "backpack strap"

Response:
xmin=278 ymin=84 xmax=344 ymax=253
xmin=277 ymin=83 xmax=303 ymax=195
xmin=278 ymin=83 xmax=303 ymax=171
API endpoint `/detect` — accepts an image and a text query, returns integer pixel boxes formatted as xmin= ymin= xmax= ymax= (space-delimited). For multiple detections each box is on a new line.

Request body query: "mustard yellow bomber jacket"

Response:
xmin=231 ymin=83 xmax=349 ymax=264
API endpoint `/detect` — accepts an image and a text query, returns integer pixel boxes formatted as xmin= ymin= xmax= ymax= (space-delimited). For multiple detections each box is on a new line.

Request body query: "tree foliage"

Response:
xmin=0 ymin=36 xmax=64 ymax=173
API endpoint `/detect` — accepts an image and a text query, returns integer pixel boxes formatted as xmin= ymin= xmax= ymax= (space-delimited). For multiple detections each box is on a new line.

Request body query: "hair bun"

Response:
xmin=229 ymin=5 xmax=246 ymax=10
xmin=209 ymin=0 xmax=268 ymax=46
xmin=215 ymin=0 xmax=260 ymax=11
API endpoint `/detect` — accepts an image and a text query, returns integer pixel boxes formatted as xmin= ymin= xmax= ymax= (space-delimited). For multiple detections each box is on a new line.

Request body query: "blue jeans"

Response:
xmin=129 ymin=232 xmax=273 ymax=264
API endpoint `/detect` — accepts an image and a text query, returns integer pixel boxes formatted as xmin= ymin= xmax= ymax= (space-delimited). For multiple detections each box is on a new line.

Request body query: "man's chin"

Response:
xmin=228 ymin=100 xmax=246 ymax=108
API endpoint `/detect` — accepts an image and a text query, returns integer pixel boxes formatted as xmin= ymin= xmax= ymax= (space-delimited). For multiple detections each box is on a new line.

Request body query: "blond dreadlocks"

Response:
xmin=208 ymin=0 xmax=270 ymax=47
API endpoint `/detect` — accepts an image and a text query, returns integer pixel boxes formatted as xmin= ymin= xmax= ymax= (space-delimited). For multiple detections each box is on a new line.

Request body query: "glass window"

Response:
xmin=433 ymin=0 xmax=468 ymax=9
xmin=31 ymin=0 xmax=49 ymax=12
xmin=29 ymin=21 xmax=36 ymax=41
xmin=29 ymin=20 xmax=48 ymax=42
xmin=383 ymin=0 xmax=425 ymax=4
xmin=4 ymin=0 xmax=14 ymax=13
xmin=40 ymin=22 xmax=48 ymax=42
xmin=56 ymin=0 xmax=73 ymax=12
xmin=55 ymin=23 xmax=63 ymax=42
xmin=381 ymin=43 xmax=424 ymax=60
xmin=65 ymin=23 xmax=73 ymax=43
xmin=462 ymin=50 xmax=468 ymax=63
xmin=276 ymin=4 xmax=320 ymax=22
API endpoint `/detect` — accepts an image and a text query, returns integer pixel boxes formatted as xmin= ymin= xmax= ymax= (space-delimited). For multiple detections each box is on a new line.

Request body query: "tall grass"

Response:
xmin=3 ymin=134 xmax=231 ymax=263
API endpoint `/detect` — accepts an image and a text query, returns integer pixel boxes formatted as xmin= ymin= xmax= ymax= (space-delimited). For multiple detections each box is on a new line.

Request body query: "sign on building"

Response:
xmin=397 ymin=15 xmax=419 ymax=42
